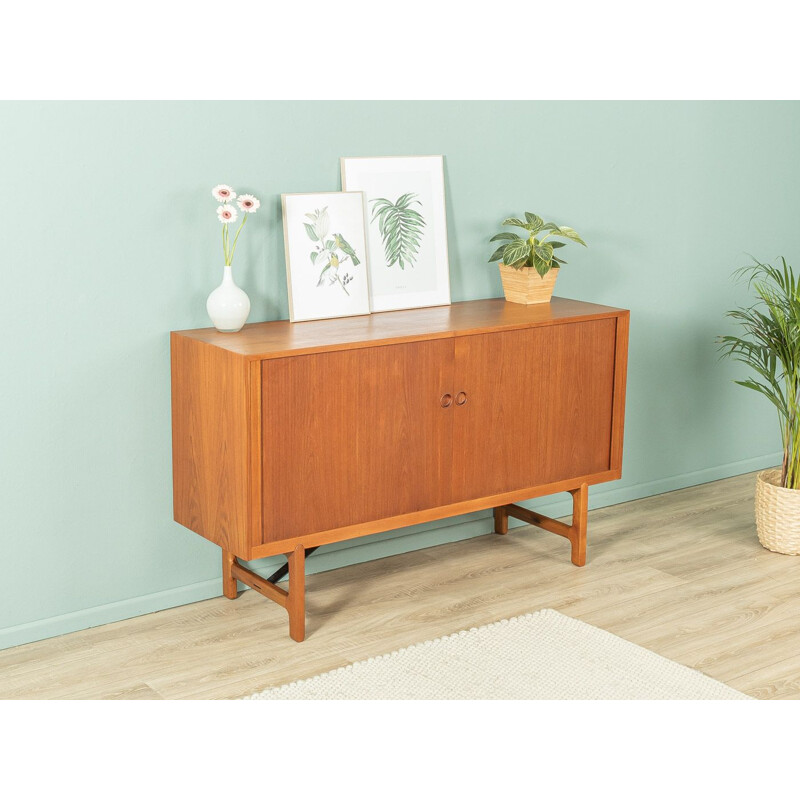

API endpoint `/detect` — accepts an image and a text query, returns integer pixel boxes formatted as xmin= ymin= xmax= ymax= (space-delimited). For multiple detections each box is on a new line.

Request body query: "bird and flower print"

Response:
xmin=282 ymin=191 xmax=372 ymax=322
xmin=303 ymin=206 xmax=362 ymax=296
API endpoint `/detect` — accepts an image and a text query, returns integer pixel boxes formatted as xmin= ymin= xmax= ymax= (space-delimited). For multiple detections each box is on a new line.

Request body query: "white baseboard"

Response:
xmin=0 ymin=451 xmax=780 ymax=651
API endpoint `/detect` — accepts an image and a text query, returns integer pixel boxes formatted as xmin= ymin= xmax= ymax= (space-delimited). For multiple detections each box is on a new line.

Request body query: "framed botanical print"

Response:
xmin=341 ymin=155 xmax=451 ymax=312
xmin=281 ymin=191 xmax=371 ymax=322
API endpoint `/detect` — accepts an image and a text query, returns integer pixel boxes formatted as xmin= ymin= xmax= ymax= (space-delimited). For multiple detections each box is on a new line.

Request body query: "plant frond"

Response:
xmin=371 ymin=193 xmax=426 ymax=269
xmin=720 ymin=256 xmax=800 ymax=487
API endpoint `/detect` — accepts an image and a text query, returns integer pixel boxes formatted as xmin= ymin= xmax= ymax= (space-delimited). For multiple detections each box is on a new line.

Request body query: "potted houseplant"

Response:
xmin=488 ymin=212 xmax=587 ymax=304
xmin=719 ymin=256 xmax=800 ymax=555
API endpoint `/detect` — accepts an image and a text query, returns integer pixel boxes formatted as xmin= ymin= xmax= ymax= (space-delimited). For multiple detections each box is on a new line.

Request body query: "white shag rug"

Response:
xmin=243 ymin=609 xmax=749 ymax=700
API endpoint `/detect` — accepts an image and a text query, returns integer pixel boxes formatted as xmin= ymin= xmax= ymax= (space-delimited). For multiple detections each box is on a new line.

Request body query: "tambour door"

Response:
xmin=260 ymin=339 xmax=455 ymax=543
xmin=451 ymin=318 xmax=618 ymax=502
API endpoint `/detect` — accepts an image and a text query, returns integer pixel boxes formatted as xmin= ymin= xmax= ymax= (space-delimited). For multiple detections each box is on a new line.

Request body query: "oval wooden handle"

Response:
xmin=440 ymin=393 xmax=453 ymax=408
xmin=456 ymin=391 xmax=468 ymax=406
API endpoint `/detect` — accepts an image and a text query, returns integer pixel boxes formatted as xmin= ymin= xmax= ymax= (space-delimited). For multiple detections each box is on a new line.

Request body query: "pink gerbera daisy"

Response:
xmin=237 ymin=194 xmax=261 ymax=213
xmin=217 ymin=204 xmax=238 ymax=224
xmin=212 ymin=184 xmax=237 ymax=202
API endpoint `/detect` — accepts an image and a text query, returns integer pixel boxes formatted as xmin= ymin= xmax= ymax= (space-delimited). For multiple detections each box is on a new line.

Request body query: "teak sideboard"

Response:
xmin=171 ymin=297 xmax=629 ymax=641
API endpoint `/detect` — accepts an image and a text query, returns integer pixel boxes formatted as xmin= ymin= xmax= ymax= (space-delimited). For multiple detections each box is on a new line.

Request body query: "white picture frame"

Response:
xmin=341 ymin=155 xmax=451 ymax=312
xmin=281 ymin=191 xmax=372 ymax=323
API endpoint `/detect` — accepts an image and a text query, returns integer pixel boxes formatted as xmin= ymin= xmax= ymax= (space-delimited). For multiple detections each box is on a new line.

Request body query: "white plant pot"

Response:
xmin=206 ymin=265 xmax=250 ymax=333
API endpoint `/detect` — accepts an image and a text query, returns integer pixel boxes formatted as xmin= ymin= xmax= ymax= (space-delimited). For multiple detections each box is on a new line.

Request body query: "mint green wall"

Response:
xmin=1 ymin=102 xmax=795 ymax=648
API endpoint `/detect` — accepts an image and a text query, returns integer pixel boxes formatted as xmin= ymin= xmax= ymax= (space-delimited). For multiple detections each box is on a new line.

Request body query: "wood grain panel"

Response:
xmin=246 ymin=359 xmax=263 ymax=551
xmin=451 ymin=319 xmax=617 ymax=501
xmin=249 ymin=470 xmax=617 ymax=559
xmin=171 ymin=334 xmax=250 ymax=556
xmin=174 ymin=297 xmax=626 ymax=360
xmin=261 ymin=339 xmax=455 ymax=542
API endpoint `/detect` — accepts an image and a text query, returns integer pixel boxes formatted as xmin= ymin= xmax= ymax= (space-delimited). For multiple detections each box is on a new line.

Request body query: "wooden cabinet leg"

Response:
xmin=222 ymin=550 xmax=238 ymax=598
xmin=493 ymin=506 xmax=509 ymax=535
xmin=569 ymin=483 xmax=588 ymax=567
xmin=287 ymin=544 xmax=306 ymax=642
xmin=222 ymin=545 xmax=307 ymax=642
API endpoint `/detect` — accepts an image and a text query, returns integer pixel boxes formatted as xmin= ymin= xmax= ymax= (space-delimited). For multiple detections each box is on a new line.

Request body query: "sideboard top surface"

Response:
xmin=172 ymin=296 xmax=628 ymax=360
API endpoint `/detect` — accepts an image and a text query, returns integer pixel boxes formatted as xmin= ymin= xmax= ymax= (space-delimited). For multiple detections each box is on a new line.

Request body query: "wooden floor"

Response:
xmin=1 ymin=471 xmax=798 ymax=700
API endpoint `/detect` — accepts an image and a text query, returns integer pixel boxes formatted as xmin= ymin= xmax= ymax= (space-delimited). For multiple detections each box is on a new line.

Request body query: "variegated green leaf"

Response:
xmin=554 ymin=226 xmax=587 ymax=246
xmin=524 ymin=212 xmax=544 ymax=232
xmin=502 ymin=217 xmax=529 ymax=230
xmin=533 ymin=256 xmax=552 ymax=277
xmin=502 ymin=240 xmax=530 ymax=266
xmin=488 ymin=244 xmax=507 ymax=262
xmin=490 ymin=232 xmax=522 ymax=243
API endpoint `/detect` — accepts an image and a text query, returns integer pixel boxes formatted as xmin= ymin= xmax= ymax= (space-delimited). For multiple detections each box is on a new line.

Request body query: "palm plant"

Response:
xmin=370 ymin=193 xmax=426 ymax=269
xmin=488 ymin=212 xmax=586 ymax=276
xmin=718 ymin=257 xmax=800 ymax=489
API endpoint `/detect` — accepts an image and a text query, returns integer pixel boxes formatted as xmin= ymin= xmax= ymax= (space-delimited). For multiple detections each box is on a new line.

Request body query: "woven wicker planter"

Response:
xmin=499 ymin=264 xmax=559 ymax=304
xmin=754 ymin=469 xmax=800 ymax=555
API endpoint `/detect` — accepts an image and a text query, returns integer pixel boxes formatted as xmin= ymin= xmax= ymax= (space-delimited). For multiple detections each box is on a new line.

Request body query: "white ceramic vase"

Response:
xmin=206 ymin=265 xmax=250 ymax=333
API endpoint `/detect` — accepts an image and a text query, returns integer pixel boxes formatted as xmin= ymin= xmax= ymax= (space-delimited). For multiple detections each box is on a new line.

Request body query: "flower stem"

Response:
xmin=229 ymin=214 xmax=248 ymax=265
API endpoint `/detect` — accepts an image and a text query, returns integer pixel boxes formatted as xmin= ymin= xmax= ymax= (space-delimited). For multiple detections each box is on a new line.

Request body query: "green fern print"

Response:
xmin=370 ymin=193 xmax=426 ymax=270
